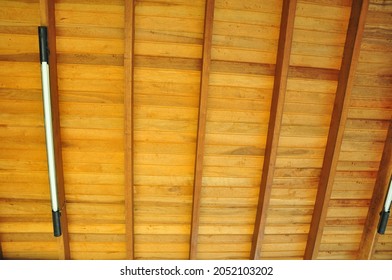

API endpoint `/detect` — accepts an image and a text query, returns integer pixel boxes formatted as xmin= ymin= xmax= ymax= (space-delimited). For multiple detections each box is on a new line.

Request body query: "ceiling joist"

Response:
xmin=189 ymin=0 xmax=215 ymax=260
xmin=250 ymin=0 xmax=297 ymax=260
xmin=124 ymin=0 xmax=135 ymax=260
xmin=358 ymin=121 xmax=392 ymax=259
xmin=304 ymin=0 xmax=369 ymax=260
xmin=39 ymin=0 xmax=70 ymax=260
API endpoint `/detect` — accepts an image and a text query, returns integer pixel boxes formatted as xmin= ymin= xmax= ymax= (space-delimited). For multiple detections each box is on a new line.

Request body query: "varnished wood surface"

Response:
xmin=0 ymin=0 xmax=391 ymax=260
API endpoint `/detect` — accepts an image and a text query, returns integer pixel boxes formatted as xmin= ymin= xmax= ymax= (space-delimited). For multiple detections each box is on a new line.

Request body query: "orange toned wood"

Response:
xmin=40 ymin=0 xmax=70 ymax=260
xmin=304 ymin=0 xmax=369 ymax=260
xmin=250 ymin=0 xmax=297 ymax=260
xmin=189 ymin=0 xmax=215 ymax=260
xmin=358 ymin=121 xmax=392 ymax=259
xmin=124 ymin=0 xmax=135 ymax=260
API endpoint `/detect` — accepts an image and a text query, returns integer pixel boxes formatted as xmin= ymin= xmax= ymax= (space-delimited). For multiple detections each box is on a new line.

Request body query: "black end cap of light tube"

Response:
xmin=52 ymin=210 xmax=62 ymax=237
xmin=38 ymin=26 xmax=49 ymax=63
xmin=377 ymin=211 xmax=390 ymax=234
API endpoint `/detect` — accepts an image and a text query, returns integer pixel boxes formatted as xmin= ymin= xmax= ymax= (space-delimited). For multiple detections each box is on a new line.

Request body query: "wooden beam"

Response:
xmin=358 ymin=121 xmax=392 ymax=259
xmin=304 ymin=0 xmax=369 ymax=260
xmin=189 ymin=0 xmax=215 ymax=260
xmin=124 ymin=0 xmax=135 ymax=260
xmin=40 ymin=0 xmax=70 ymax=260
xmin=250 ymin=0 xmax=297 ymax=260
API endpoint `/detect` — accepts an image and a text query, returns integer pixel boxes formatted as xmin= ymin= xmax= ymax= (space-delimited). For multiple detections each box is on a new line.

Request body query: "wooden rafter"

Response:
xmin=358 ymin=121 xmax=392 ymax=259
xmin=250 ymin=0 xmax=297 ymax=260
xmin=189 ymin=0 xmax=215 ymax=260
xmin=39 ymin=0 xmax=70 ymax=260
xmin=304 ymin=0 xmax=369 ymax=260
xmin=0 ymin=241 xmax=3 ymax=259
xmin=124 ymin=0 xmax=135 ymax=260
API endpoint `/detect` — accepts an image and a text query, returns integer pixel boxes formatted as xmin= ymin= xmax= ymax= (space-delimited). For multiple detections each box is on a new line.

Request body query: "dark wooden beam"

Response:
xmin=40 ymin=0 xmax=70 ymax=260
xmin=250 ymin=0 xmax=297 ymax=260
xmin=124 ymin=0 xmax=135 ymax=260
xmin=304 ymin=0 xmax=369 ymax=260
xmin=189 ymin=0 xmax=215 ymax=260
xmin=358 ymin=121 xmax=392 ymax=259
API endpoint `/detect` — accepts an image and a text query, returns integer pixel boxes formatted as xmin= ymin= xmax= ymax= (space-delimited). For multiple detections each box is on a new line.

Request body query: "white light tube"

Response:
xmin=39 ymin=26 xmax=61 ymax=237
xmin=378 ymin=176 xmax=392 ymax=234
xmin=384 ymin=177 xmax=392 ymax=212
xmin=40 ymin=62 xmax=59 ymax=212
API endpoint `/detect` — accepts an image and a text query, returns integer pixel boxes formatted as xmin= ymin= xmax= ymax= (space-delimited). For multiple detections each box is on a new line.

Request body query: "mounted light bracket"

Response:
xmin=38 ymin=26 xmax=61 ymax=237
xmin=378 ymin=175 xmax=392 ymax=234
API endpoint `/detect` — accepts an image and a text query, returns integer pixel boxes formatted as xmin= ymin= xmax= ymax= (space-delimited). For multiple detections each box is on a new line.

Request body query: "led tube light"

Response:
xmin=378 ymin=176 xmax=392 ymax=234
xmin=38 ymin=26 xmax=61 ymax=237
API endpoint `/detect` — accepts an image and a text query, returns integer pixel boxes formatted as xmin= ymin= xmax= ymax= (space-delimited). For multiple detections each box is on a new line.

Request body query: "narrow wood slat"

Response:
xmin=250 ymin=0 xmax=297 ymax=260
xmin=304 ymin=0 xmax=369 ymax=260
xmin=358 ymin=121 xmax=392 ymax=259
xmin=39 ymin=0 xmax=70 ymax=260
xmin=189 ymin=0 xmax=215 ymax=260
xmin=124 ymin=0 xmax=135 ymax=260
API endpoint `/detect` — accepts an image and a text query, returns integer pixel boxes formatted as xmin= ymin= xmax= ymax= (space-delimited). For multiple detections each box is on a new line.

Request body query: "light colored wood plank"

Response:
xmin=209 ymin=73 xmax=274 ymax=89
xmin=135 ymin=41 xmax=202 ymax=58
xmin=70 ymin=251 xmax=126 ymax=260
xmin=215 ymin=0 xmax=282 ymax=14
xmin=0 ymin=34 xmax=38 ymax=54
xmin=294 ymin=15 xmax=349 ymax=33
xmin=251 ymin=0 xmax=297 ymax=260
xmin=214 ymin=11 xmax=280 ymax=35
xmin=63 ymin=172 xmax=124 ymax=186
xmin=305 ymin=0 xmax=369 ymax=260
xmin=55 ymin=8 xmax=123 ymax=28
xmin=358 ymin=121 xmax=392 ymax=259
xmin=56 ymin=37 xmax=124 ymax=55
xmin=211 ymin=47 xmax=277 ymax=65
xmin=136 ymin=2 xmax=204 ymax=19
xmin=204 ymin=144 xmax=264 ymax=156
xmin=136 ymin=15 xmax=203 ymax=34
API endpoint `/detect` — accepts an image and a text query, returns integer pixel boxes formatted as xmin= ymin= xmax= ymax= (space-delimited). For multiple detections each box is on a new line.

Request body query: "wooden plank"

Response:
xmin=124 ymin=0 xmax=135 ymax=260
xmin=189 ymin=0 xmax=215 ymax=260
xmin=39 ymin=0 xmax=70 ymax=260
xmin=358 ymin=121 xmax=392 ymax=259
xmin=304 ymin=0 xmax=369 ymax=260
xmin=250 ymin=0 xmax=297 ymax=260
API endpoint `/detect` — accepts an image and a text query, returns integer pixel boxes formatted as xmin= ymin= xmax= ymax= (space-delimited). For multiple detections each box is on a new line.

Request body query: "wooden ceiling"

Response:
xmin=0 ymin=0 xmax=391 ymax=260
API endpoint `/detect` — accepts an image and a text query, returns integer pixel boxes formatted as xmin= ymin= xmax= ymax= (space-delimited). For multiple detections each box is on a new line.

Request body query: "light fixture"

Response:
xmin=378 ymin=175 xmax=392 ymax=234
xmin=38 ymin=26 xmax=61 ymax=237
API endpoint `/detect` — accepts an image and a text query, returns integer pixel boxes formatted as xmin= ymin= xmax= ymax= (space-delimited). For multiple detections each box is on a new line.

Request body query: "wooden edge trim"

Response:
xmin=304 ymin=0 xmax=369 ymax=260
xmin=250 ymin=0 xmax=297 ymax=260
xmin=189 ymin=0 xmax=215 ymax=260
